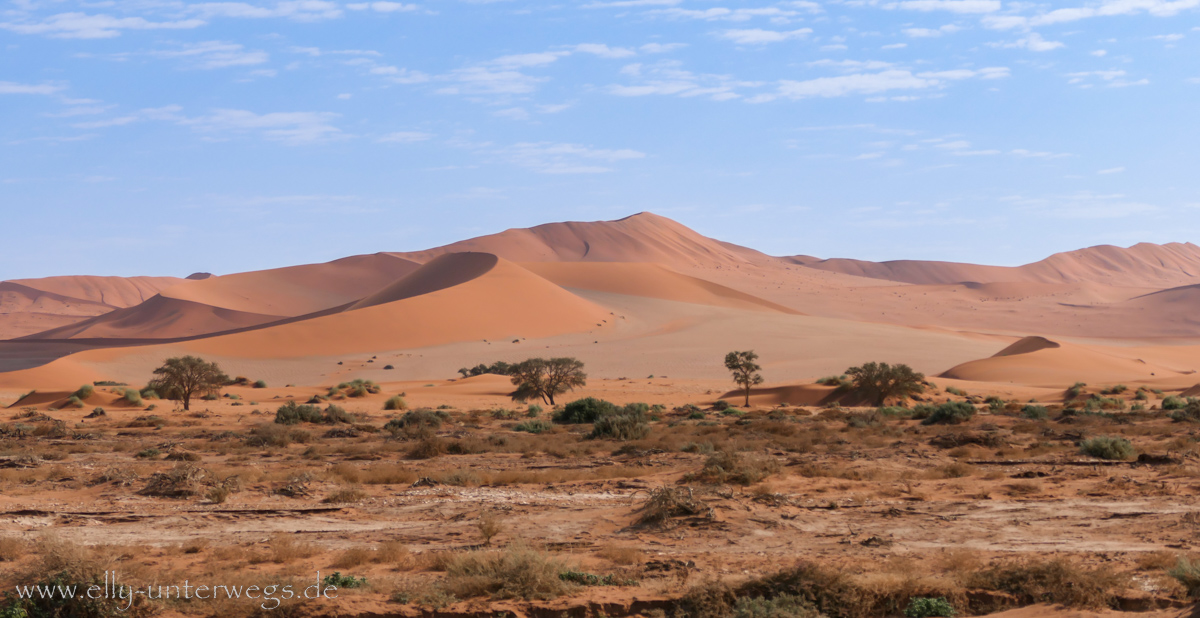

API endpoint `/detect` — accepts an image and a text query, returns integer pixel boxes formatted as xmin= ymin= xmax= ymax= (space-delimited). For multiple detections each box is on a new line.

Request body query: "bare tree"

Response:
xmin=509 ymin=357 xmax=586 ymax=405
xmin=724 ymin=350 xmax=764 ymax=407
xmin=148 ymin=355 xmax=229 ymax=411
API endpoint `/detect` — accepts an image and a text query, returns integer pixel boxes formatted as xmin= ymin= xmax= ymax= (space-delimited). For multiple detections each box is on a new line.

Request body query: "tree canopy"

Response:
xmin=845 ymin=361 xmax=925 ymax=406
xmin=508 ymin=357 xmax=586 ymax=405
xmin=724 ymin=350 xmax=764 ymax=407
xmin=147 ymin=355 xmax=229 ymax=411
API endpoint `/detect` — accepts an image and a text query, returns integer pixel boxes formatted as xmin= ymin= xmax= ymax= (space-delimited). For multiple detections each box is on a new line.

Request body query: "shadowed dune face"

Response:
xmin=0 ymin=276 xmax=183 ymax=340
xmin=18 ymin=295 xmax=287 ymax=340
xmin=351 ymin=252 xmax=498 ymax=310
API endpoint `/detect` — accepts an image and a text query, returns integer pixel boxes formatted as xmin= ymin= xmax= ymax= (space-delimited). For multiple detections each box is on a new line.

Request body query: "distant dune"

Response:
xmin=5 ymin=212 xmax=1200 ymax=392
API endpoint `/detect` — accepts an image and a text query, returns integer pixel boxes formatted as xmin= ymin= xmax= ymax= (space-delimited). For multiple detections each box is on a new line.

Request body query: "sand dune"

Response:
xmin=179 ymin=254 xmax=611 ymax=358
xmin=393 ymin=212 xmax=766 ymax=267
xmin=939 ymin=336 xmax=1197 ymax=386
xmin=9 ymin=275 xmax=183 ymax=308
xmin=158 ymin=253 xmax=420 ymax=316
xmin=521 ymin=262 xmax=800 ymax=314
xmin=794 ymin=242 xmax=1200 ymax=288
xmin=19 ymin=295 xmax=286 ymax=340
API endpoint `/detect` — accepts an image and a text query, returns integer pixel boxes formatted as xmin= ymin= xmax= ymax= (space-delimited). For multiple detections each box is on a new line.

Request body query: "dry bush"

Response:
xmin=375 ymin=541 xmax=410 ymax=566
xmin=1004 ymin=481 xmax=1041 ymax=496
xmin=268 ymin=534 xmax=317 ymax=564
xmin=0 ymin=536 xmax=27 ymax=561
xmin=408 ymin=437 xmax=445 ymax=460
xmin=181 ymin=539 xmax=209 ymax=554
xmin=332 ymin=547 xmax=373 ymax=569
xmin=323 ymin=486 xmax=368 ymax=504
xmin=440 ymin=544 xmax=573 ymax=600
xmin=695 ymin=451 xmax=781 ymax=485
xmin=477 ymin=511 xmax=506 ymax=546
xmin=1135 ymin=550 xmax=1179 ymax=571
xmin=359 ymin=463 xmax=417 ymax=485
xmin=636 ymin=486 xmax=708 ymax=526
xmin=140 ymin=463 xmax=219 ymax=498
xmin=596 ymin=544 xmax=644 ymax=565
xmin=966 ymin=558 xmax=1127 ymax=608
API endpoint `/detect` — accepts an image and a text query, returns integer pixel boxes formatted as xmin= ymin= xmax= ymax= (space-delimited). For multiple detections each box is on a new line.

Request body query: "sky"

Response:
xmin=1 ymin=0 xmax=1198 ymax=279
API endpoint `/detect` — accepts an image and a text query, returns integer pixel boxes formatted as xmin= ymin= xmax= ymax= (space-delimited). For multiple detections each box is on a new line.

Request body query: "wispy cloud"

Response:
xmin=886 ymin=0 xmax=1000 ymax=13
xmin=499 ymin=142 xmax=646 ymax=173
xmin=0 ymin=13 xmax=204 ymax=39
xmin=717 ymin=28 xmax=812 ymax=44
xmin=0 ymin=81 xmax=64 ymax=94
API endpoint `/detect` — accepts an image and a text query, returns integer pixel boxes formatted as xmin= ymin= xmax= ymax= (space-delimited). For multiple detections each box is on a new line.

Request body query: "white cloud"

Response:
xmin=718 ymin=28 xmax=812 ymax=44
xmin=608 ymin=60 xmax=756 ymax=100
xmin=345 ymin=1 xmax=419 ymax=11
xmin=903 ymin=24 xmax=961 ymax=37
xmin=882 ymin=42 xmax=908 ymax=49
xmin=1152 ymin=33 xmax=1185 ymax=41
xmin=983 ymin=0 xmax=1200 ymax=30
xmin=582 ymin=0 xmax=681 ymax=7
xmin=991 ymin=32 xmax=1065 ymax=51
xmin=437 ymin=67 xmax=546 ymax=95
xmin=639 ymin=42 xmax=687 ymax=53
xmin=0 ymin=13 xmax=204 ymax=38
xmin=493 ymin=107 xmax=530 ymax=120
xmin=1098 ymin=166 xmax=1125 ymax=174
xmin=500 ymin=141 xmax=645 ymax=174
xmin=369 ymin=66 xmax=430 ymax=83
xmin=1011 ymin=148 xmax=1071 ymax=158
xmin=150 ymin=41 xmax=268 ymax=69
xmin=808 ymin=59 xmax=894 ymax=71
xmin=289 ymin=46 xmax=380 ymax=57
xmin=1091 ymin=49 xmax=1108 ymax=56
xmin=183 ymin=109 xmax=344 ymax=144
xmin=491 ymin=51 xmax=570 ymax=68
xmin=0 ymin=81 xmax=64 ymax=94
xmin=759 ymin=66 xmax=1007 ymax=101
xmin=886 ymin=0 xmax=1000 ymax=13
xmin=573 ymin=43 xmax=637 ymax=57
xmin=1066 ymin=69 xmax=1149 ymax=87
xmin=190 ymin=1 xmax=343 ymax=21
xmin=378 ymin=130 xmax=432 ymax=142
xmin=647 ymin=7 xmax=801 ymax=21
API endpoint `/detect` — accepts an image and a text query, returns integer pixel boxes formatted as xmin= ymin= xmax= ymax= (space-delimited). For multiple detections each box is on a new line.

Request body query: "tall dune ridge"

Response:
xmin=3 ymin=212 xmax=1200 ymax=392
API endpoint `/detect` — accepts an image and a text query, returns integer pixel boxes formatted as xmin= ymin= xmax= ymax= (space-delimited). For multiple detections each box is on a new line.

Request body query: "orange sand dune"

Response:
xmin=19 ymin=295 xmax=286 ymax=340
xmin=9 ymin=275 xmax=182 ymax=308
xmin=393 ymin=212 xmax=766 ymax=267
xmin=794 ymin=242 xmax=1200 ymax=288
xmin=351 ymin=252 xmax=499 ymax=310
xmin=0 ymin=281 xmax=117 ymax=339
xmin=159 ymin=253 xmax=420 ymax=316
xmin=940 ymin=336 xmax=1199 ymax=386
xmin=521 ymin=262 xmax=800 ymax=314
xmin=180 ymin=253 xmax=611 ymax=358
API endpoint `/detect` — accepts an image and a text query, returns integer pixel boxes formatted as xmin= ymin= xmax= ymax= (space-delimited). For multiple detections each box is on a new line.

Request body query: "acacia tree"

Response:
xmin=509 ymin=357 xmax=586 ymax=405
xmin=845 ymin=361 xmax=925 ymax=406
xmin=724 ymin=350 xmax=764 ymax=407
xmin=148 ymin=355 xmax=230 ymax=411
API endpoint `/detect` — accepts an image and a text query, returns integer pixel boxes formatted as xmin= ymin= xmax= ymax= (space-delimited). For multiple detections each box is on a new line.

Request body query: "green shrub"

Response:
xmin=385 ymin=409 xmax=450 ymax=438
xmin=733 ymin=594 xmax=820 ymax=618
xmin=526 ymin=404 xmax=543 ymax=417
xmin=713 ymin=399 xmax=731 ymax=412
xmin=275 ymin=402 xmax=323 ymax=424
xmin=876 ymin=406 xmax=910 ymax=417
xmin=920 ymin=402 xmax=976 ymax=425
xmin=1102 ymin=384 xmax=1127 ymax=395
xmin=558 ymin=570 xmax=636 ymax=587
xmin=383 ymin=395 xmax=407 ymax=411
xmin=1079 ymin=436 xmax=1135 ymax=460
xmin=136 ymin=448 xmax=160 ymax=459
xmin=553 ymin=397 xmax=616 ymax=424
xmin=1169 ymin=401 xmax=1200 ymax=422
xmin=274 ymin=402 xmax=352 ymax=425
xmin=72 ymin=384 xmax=94 ymax=400
xmin=1066 ymin=382 xmax=1087 ymax=398
xmin=514 ymin=419 xmax=553 ymax=434
xmin=1168 ymin=557 xmax=1200 ymax=598
xmin=253 ymin=380 xmax=267 ymax=388
xmin=119 ymin=388 xmax=142 ymax=406
xmin=66 ymin=396 xmax=85 ymax=409
xmin=139 ymin=388 xmax=159 ymax=400
xmin=904 ymin=597 xmax=955 ymax=617
xmin=1163 ymin=395 xmax=1187 ymax=410
xmin=200 ymin=393 xmax=219 ymax=401
xmin=688 ymin=410 xmax=706 ymax=420
xmin=910 ymin=404 xmax=935 ymax=420
xmin=1134 ymin=389 xmax=1149 ymax=401
xmin=588 ymin=407 xmax=650 ymax=440
xmin=816 ymin=375 xmax=851 ymax=390
xmin=1021 ymin=405 xmax=1049 ymax=420
xmin=945 ymin=386 xmax=967 ymax=397
xmin=322 ymin=572 xmax=367 ymax=589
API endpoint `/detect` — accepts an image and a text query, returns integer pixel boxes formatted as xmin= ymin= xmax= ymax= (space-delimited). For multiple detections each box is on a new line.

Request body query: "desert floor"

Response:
xmin=1 ymin=378 xmax=1199 ymax=617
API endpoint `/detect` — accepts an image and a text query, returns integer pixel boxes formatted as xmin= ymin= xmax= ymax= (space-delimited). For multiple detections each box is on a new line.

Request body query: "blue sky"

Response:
xmin=1 ymin=0 xmax=1198 ymax=278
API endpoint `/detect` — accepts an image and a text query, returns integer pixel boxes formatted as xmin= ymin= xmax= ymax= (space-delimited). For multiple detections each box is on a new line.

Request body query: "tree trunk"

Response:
xmin=547 ymin=393 xmax=555 ymax=405
xmin=744 ymin=386 xmax=750 ymax=407
xmin=183 ymin=395 xmax=190 ymax=411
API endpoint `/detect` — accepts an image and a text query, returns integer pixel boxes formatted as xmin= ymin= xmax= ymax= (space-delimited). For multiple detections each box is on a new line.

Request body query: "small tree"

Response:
xmin=509 ymin=357 xmax=586 ymax=405
xmin=147 ymin=355 xmax=230 ymax=411
xmin=724 ymin=350 xmax=764 ymax=407
xmin=846 ymin=361 xmax=925 ymax=406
